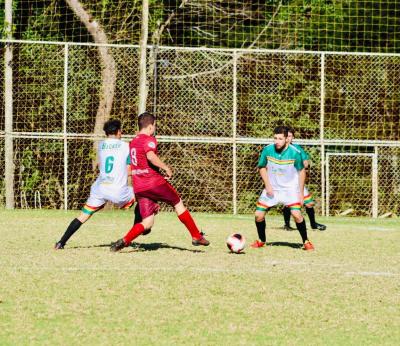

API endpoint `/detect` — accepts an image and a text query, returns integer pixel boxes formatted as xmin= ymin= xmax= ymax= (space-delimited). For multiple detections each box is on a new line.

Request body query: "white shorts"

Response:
xmin=83 ymin=183 xmax=135 ymax=215
xmin=256 ymin=189 xmax=301 ymax=211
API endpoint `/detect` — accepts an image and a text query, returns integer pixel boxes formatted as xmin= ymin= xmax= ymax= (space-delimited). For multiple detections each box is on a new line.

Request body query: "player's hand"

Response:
xmin=164 ymin=166 xmax=173 ymax=180
xmin=265 ymin=186 xmax=274 ymax=197
xmin=299 ymin=192 xmax=304 ymax=206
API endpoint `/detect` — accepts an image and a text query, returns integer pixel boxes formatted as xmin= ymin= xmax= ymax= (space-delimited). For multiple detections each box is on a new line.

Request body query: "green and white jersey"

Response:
xmin=257 ymin=144 xmax=304 ymax=191
xmin=96 ymin=138 xmax=130 ymax=188
xmin=291 ymin=143 xmax=309 ymax=161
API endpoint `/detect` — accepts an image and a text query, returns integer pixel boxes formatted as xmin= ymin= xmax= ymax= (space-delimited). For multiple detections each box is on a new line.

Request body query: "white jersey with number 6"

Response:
xmin=96 ymin=138 xmax=130 ymax=188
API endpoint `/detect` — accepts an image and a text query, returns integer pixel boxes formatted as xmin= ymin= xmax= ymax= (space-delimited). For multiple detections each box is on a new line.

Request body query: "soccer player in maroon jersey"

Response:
xmin=110 ymin=112 xmax=210 ymax=251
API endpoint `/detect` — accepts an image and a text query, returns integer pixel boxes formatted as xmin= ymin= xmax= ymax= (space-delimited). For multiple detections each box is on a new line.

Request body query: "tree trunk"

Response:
xmin=65 ymin=0 xmax=116 ymax=169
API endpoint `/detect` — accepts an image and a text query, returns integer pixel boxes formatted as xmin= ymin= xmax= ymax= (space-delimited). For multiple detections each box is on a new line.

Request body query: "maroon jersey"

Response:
xmin=129 ymin=133 xmax=166 ymax=193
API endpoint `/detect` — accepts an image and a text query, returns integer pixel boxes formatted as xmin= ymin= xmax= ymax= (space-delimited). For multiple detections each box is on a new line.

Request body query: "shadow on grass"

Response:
xmin=125 ymin=242 xmax=204 ymax=253
xmin=266 ymin=241 xmax=303 ymax=249
xmin=69 ymin=242 xmax=204 ymax=253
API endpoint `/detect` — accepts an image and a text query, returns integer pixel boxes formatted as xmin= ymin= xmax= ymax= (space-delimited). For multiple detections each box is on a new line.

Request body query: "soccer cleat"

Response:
xmin=283 ymin=224 xmax=296 ymax=231
xmin=110 ymin=238 xmax=126 ymax=252
xmin=311 ymin=223 xmax=326 ymax=231
xmin=250 ymin=240 xmax=265 ymax=248
xmin=192 ymin=236 xmax=210 ymax=246
xmin=302 ymin=240 xmax=315 ymax=251
xmin=54 ymin=242 xmax=64 ymax=250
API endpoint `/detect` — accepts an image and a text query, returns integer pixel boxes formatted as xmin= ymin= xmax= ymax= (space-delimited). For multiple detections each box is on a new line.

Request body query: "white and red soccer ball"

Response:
xmin=226 ymin=233 xmax=246 ymax=253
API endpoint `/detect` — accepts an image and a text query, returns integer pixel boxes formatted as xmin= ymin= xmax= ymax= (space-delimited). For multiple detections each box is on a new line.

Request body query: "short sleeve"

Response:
xmin=143 ymin=137 xmax=157 ymax=154
xmin=257 ymin=147 xmax=268 ymax=168
xmin=294 ymin=152 xmax=304 ymax=171
xmin=300 ymin=147 xmax=309 ymax=161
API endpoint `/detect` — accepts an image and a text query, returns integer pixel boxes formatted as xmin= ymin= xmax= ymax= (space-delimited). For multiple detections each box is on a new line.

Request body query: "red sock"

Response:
xmin=123 ymin=223 xmax=145 ymax=244
xmin=178 ymin=210 xmax=202 ymax=239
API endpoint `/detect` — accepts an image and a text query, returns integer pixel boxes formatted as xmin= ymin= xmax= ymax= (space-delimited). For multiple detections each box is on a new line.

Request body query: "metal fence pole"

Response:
xmin=63 ymin=43 xmax=69 ymax=210
xmin=320 ymin=53 xmax=326 ymax=216
xmin=372 ymin=146 xmax=378 ymax=218
xmin=4 ymin=0 xmax=14 ymax=209
xmin=232 ymin=50 xmax=238 ymax=215
xmin=138 ymin=0 xmax=149 ymax=114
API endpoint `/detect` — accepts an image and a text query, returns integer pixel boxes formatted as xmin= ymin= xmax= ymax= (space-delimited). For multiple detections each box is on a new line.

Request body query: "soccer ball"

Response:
xmin=226 ymin=233 xmax=246 ymax=253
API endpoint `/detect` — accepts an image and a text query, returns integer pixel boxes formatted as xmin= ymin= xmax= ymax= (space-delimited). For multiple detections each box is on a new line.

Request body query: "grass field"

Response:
xmin=1 ymin=210 xmax=399 ymax=345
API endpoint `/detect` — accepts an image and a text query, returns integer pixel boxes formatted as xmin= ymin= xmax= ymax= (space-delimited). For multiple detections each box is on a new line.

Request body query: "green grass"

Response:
xmin=0 ymin=210 xmax=399 ymax=345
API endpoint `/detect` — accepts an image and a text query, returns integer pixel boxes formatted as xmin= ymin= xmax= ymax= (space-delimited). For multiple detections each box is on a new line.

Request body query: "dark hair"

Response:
xmin=274 ymin=125 xmax=288 ymax=137
xmin=286 ymin=126 xmax=295 ymax=135
xmin=138 ymin=112 xmax=156 ymax=130
xmin=103 ymin=119 xmax=121 ymax=136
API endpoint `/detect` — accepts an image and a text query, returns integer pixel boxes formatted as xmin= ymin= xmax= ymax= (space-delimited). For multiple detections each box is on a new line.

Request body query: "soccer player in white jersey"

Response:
xmin=282 ymin=126 xmax=326 ymax=231
xmin=251 ymin=126 xmax=314 ymax=251
xmin=54 ymin=119 xmax=135 ymax=249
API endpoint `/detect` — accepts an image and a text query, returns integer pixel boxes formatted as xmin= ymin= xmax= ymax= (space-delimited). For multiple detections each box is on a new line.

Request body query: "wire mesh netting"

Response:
xmin=378 ymin=147 xmax=400 ymax=216
xmin=0 ymin=137 xmax=4 ymax=206
xmin=326 ymin=153 xmax=374 ymax=216
xmin=5 ymin=1 xmax=400 ymax=53
xmin=1 ymin=42 xmax=400 ymax=215
xmin=13 ymin=138 xmax=65 ymax=209
xmin=236 ymin=52 xmax=321 ymax=139
xmin=152 ymin=48 xmax=234 ymax=137
xmin=325 ymin=54 xmax=400 ymax=140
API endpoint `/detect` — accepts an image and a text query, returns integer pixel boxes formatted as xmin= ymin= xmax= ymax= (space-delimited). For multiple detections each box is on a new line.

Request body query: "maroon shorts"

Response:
xmin=136 ymin=182 xmax=181 ymax=219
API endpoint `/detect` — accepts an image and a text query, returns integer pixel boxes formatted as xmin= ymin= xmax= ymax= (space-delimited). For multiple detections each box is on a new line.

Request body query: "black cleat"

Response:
xmin=192 ymin=236 xmax=210 ymax=246
xmin=54 ymin=242 xmax=64 ymax=250
xmin=312 ymin=223 xmax=327 ymax=231
xmin=283 ymin=224 xmax=296 ymax=231
xmin=110 ymin=239 xmax=126 ymax=252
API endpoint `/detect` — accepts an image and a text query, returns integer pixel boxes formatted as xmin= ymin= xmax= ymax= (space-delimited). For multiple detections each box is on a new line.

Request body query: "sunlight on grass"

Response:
xmin=0 ymin=210 xmax=399 ymax=345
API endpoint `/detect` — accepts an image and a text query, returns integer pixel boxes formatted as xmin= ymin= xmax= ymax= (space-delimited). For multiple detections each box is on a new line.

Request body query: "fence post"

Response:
xmin=372 ymin=146 xmax=378 ymax=218
xmin=4 ymin=0 xmax=14 ymax=209
xmin=232 ymin=50 xmax=238 ymax=215
xmin=138 ymin=0 xmax=149 ymax=114
xmin=326 ymin=153 xmax=330 ymax=216
xmin=320 ymin=53 xmax=326 ymax=216
xmin=63 ymin=43 xmax=69 ymax=210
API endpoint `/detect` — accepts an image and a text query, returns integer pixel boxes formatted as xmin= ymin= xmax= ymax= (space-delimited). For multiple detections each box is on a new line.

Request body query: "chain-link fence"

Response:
xmin=1 ymin=42 xmax=400 ymax=216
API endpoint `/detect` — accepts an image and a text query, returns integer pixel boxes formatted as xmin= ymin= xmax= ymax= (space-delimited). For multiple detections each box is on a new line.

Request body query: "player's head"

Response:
xmin=286 ymin=126 xmax=295 ymax=143
xmin=273 ymin=125 xmax=289 ymax=152
xmin=103 ymin=119 xmax=122 ymax=138
xmin=138 ymin=112 xmax=156 ymax=135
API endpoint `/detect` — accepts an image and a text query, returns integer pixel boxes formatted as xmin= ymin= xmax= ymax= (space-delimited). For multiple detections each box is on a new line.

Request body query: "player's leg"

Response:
xmin=303 ymin=188 xmax=326 ymax=231
xmin=173 ymin=200 xmax=209 ymax=246
xmin=282 ymin=206 xmax=295 ymax=231
xmin=289 ymin=207 xmax=314 ymax=251
xmin=251 ymin=189 xmax=275 ymax=248
xmin=251 ymin=209 xmax=268 ymax=248
xmin=54 ymin=189 xmax=105 ymax=249
xmin=110 ymin=196 xmax=157 ymax=252
xmin=151 ymin=182 xmax=209 ymax=246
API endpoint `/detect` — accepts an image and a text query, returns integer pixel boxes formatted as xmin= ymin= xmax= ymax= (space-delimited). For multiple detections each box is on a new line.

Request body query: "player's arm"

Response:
xmin=258 ymin=147 xmax=273 ymax=196
xmin=298 ymin=168 xmax=306 ymax=205
xmin=126 ymin=164 xmax=132 ymax=186
xmin=259 ymin=167 xmax=274 ymax=197
xmin=146 ymin=151 xmax=173 ymax=179
xmin=294 ymin=151 xmax=305 ymax=205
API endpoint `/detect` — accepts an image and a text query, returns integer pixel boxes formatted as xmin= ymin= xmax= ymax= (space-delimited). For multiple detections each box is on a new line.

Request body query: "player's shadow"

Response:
xmin=70 ymin=242 xmax=204 ymax=253
xmin=125 ymin=242 xmax=204 ymax=253
xmin=69 ymin=243 xmax=111 ymax=249
xmin=266 ymin=241 xmax=303 ymax=249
